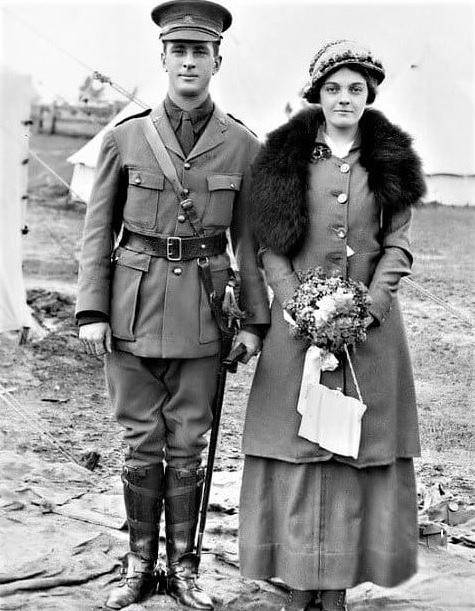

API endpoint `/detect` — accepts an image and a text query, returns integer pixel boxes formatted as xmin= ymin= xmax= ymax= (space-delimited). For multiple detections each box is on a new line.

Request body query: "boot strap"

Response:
xmin=123 ymin=478 xmax=163 ymax=499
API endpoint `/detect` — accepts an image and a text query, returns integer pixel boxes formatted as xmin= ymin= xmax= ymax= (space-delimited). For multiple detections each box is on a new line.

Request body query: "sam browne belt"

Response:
xmin=121 ymin=229 xmax=227 ymax=262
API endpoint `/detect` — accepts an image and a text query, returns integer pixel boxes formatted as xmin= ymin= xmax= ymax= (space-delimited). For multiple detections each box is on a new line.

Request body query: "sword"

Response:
xmin=195 ymin=341 xmax=247 ymax=564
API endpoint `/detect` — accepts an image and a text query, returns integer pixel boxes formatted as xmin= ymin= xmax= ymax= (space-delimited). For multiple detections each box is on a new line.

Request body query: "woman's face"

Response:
xmin=319 ymin=67 xmax=369 ymax=131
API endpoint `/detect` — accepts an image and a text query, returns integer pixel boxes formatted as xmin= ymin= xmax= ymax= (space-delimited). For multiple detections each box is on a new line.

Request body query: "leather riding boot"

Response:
xmin=320 ymin=590 xmax=348 ymax=611
xmin=280 ymin=589 xmax=320 ymax=611
xmin=165 ymin=466 xmax=214 ymax=610
xmin=106 ymin=463 xmax=164 ymax=610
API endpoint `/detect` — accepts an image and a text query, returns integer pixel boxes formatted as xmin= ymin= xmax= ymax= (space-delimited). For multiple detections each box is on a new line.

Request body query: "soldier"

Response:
xmin=75 ymin=1 xmax=269 ymax=609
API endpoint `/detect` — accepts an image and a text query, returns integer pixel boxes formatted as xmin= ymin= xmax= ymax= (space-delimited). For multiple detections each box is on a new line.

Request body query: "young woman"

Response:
xmin=239 ymin=40 xmax=426 ymax=611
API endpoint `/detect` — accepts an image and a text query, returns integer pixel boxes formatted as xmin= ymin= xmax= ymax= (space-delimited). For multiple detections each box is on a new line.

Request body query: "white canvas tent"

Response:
xmin=0 ymin=68 xmax=34 ymax=333
xmin=374 ymin=47 xmax=475 ymax=206
xmin=67 ymin=78 xmax=166 ymax=204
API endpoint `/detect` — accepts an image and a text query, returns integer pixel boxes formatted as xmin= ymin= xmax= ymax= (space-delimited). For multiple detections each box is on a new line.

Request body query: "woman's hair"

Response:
xmin=307 ymin=64 xmax=379 ymax=105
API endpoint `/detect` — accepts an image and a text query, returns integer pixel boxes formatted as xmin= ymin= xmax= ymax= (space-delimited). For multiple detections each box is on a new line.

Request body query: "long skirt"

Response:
xmin=239 ymin=456 xmax=418 ymax=590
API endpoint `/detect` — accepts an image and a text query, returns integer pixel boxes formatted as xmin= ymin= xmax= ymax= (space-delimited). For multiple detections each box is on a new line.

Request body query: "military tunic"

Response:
xmin=76 ymin=103 xmax=269 ymax=358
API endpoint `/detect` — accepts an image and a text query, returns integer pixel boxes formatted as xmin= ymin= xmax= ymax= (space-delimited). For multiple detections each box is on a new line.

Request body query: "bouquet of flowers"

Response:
xmin=283 ymin=268 xmax=373 ymax=459
xmin=283 ymin=267 xmax=372 ymax=368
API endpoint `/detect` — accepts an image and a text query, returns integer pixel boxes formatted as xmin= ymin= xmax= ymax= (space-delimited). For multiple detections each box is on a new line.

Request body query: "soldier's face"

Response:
xmin=161 ymin=42 xmax=221 ymax=99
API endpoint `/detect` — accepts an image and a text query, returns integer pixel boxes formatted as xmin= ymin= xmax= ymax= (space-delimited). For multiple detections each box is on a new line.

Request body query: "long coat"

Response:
xmin=76 ymin=103 xmax=270 ymax=358
xmin=242 ymin=108 xmax=426 ymax=468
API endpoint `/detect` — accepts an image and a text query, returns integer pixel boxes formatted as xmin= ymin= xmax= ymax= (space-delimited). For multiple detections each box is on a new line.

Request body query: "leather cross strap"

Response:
xmin=142 ymin=115 xmax=186 ymax=200
xmin=141 ymin=115 xmax=235 ymax=338
xmin=142 ymin=116 xmax=207 ymax=237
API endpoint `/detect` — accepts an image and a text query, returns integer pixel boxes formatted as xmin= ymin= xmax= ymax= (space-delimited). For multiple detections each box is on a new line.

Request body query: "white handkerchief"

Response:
xmin=297 ymin=346 xmax=366 ymax=459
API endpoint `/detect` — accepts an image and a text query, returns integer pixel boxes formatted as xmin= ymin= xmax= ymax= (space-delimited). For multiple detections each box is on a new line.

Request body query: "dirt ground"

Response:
xmin=0 ymin=133 xmax=474 ymax=610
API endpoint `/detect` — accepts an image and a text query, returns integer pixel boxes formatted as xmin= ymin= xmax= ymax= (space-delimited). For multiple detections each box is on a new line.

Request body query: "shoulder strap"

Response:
xmin=142 ymin=115 xmax=207 ymax=238
xmin=142 ymin=116 xmax=240 ymax=340
xmin=142 ymin=115 xmax=184 ymax=199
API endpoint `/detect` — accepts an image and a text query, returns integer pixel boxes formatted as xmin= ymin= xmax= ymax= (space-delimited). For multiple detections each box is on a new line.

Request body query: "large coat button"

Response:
xmin=184 ymin=162 xmax=191 ymax=170
xmin=177 ymin=214 xmax=186 ymax=223
xmin=340 ymin=163 xmax=350 ymax=173
xmin=337 ymin=193 xmax=348 ymax=204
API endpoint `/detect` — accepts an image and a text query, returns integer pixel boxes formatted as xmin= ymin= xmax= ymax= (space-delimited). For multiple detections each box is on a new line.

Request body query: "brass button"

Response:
xmin=340 ymin=163 xmax=350 ymax=173
xmin=337 ymin=228 xmax=347 ymax=239
xmin=184 ymin=162 xmax=191 ymax=170
xmin=230 ymin=183 xmax=236 ymax=189
xmin=173 ymin=267 xmax=183 ymax=276
xmin=177 ymin=214 xmax=186 ymax=223
xmin=182 ymin=188 xmax=190 ymax=196
xmin=337 ymin=193 xmax=348 ymax=204
xmin=134 ymin=176 xmax=142 ymax=184
xmin=181 ymin=199 xmax=193 ymax=210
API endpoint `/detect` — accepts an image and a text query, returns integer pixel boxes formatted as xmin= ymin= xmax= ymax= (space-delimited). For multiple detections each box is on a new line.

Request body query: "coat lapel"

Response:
xmin=187 ymin=105 xmax=227 ymax=161
xmin=150 ymin=104 xmax=184 ymax=160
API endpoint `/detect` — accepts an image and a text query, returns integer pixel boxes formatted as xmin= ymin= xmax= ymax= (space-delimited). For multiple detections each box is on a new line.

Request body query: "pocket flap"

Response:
xmin=115 ymin=247 xmax=151 ymax=272
xmin=207 ymin=174 xmax=242 ymax=192
xmin=129 ymin=169 xmax=165 ymax=190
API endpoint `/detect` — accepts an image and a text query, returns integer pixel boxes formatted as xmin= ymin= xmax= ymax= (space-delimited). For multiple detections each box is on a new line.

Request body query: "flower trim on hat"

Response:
xmin=315 ymin=51 xmax=384 ymax=79
xmin=302 ymin=40 xmax=385 ymax=101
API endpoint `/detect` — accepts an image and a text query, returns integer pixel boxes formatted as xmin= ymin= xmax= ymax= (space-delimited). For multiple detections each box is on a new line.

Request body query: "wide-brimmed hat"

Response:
xmin=151 ymin=0 xmax=232 ymax=42
xmin=303 ymin=39 xmax=385 ymax=101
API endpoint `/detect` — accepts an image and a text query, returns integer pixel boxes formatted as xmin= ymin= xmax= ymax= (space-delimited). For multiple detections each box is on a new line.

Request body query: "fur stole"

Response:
xmin=251 ymin=107 xmax=426 ymax=257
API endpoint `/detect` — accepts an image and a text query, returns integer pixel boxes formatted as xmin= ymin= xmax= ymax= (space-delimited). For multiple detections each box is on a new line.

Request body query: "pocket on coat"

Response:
xmin=110 ymin=247 xmax=151 ymax=341
xmin=203 ymin=174 xmax=242 ymax=229
xmin=124 ymin=168 xmax=165 ymax=229
xmin=199 ymin=263 xmax=231 ymax=344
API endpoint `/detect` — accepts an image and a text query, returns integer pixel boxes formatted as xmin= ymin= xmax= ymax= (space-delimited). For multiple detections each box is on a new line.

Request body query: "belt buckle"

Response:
xmin=167 ymin=236 xmax=182 ymax=261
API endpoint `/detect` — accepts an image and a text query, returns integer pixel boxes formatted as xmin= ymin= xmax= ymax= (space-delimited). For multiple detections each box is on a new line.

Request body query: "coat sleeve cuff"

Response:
xmin=261 ymin=250 xmax=300 ymax=306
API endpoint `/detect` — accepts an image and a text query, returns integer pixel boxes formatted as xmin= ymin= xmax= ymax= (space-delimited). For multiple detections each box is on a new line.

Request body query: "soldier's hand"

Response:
xmin=232 ymin=329 xmax=262 ymax=364
xmin=79 ymin=322 xmax=112 ymax=357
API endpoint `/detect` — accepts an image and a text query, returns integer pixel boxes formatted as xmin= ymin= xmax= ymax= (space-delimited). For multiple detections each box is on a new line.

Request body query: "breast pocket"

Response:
xmin=203 ymin=174 xmax=242 ymax=229
xmin=110 ymin=247 xmax=151 ymax=341
xmin=124 ymin=168 xmax=165 ymax=229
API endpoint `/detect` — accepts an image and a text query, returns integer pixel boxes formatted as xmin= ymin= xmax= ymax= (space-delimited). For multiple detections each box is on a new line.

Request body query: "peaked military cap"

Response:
xmin=151 ymin=0 xmax=232 ymax=42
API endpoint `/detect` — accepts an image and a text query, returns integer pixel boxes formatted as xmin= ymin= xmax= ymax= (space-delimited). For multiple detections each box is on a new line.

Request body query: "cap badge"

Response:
xmin=183 ymin=15 xmax=194 ymax=24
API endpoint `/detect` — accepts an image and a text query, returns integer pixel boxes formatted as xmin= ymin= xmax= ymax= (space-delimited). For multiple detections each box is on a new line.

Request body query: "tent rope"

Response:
xmin=0 ymin=121 xmax=83 ymax=202
xmin=402 ymin=277 xmax=474 ymax=328
xmin=28 ymin=147 xmax=77 ymax=195
xmin=0 ymin=381 xmax=82 ymax=466
xmin=3 ymin=7 xmax=98 ymax=76
xmin=0 ymin=121 xmax=82 ymax=262
xmin=4 ymin=7 xmax=147 ymax=114
xmin=93 ymin=72 xmax=150 ymax=110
